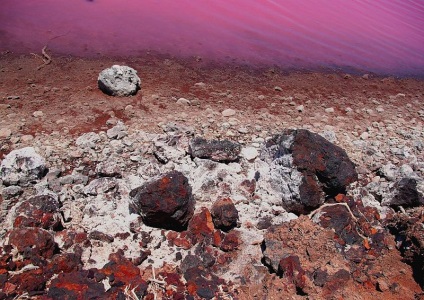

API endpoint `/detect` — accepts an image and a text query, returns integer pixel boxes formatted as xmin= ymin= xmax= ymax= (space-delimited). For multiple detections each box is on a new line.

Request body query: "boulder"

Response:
xmin=262 ymin=129 xmax=357 ymax=214
xmin=13 ymin=195 xmax=62 ymax=230
xmin=383 ymin=178 xmax=424 ymax=208
xmin=98 ymin=65 xmax=141 ymax=96
xmin=129 ymin=171 xmax=195 ymax=230
xmin=0 ymin=147 xmax=47 ymax=186
xmin=8 ymin=227 xmax=56 ymax=259
xmin=188 ymin=137 xmax=241 ymax=162
xmin=210 ymin=198 xmax=239 ymax=231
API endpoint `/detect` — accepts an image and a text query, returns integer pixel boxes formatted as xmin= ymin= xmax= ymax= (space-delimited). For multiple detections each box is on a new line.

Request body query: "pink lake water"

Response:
xmin=1 ymin=0 xmax=424 ymax=76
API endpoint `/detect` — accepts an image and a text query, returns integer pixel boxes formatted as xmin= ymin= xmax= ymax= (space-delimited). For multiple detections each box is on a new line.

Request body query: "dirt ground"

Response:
xmin=0 ymin=51 xmax=423 ymax=299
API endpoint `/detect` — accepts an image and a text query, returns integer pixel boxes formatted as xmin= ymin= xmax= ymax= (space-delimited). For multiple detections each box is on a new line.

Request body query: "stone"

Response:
xmin=0 ymin=147 xmax=47 ymax=186
xmin=95 ymin=161 xmax=122 ymax=178
xmin=211 ymin=198 xmax=239 ymax=232
xmin=222 ymin=109 xmax=236 ymax=117
xmin=1 ymin=185 xmax=23 ymax=200
xmin=278 ymin=255 xmax=306 ymax=290
xmin=13 ymin=195 xmax=62 ymax=230
xmin=324 ymin=107 xmax=334 ymax=113
xmin=48 ymin=271 xmax=105 ymax=299
xmin=76 ymin=132 xmax=100 ymax=149
xmin=262 ymin=129 xmax=357 ymax=214
xmin=8 ymin=227 xmax=56 ymax=258
xmin=0 ymin=128 xmax=12 ymax=138
xmin=32 ymin=110 xmax=44 ymax=118
xmin=98 ymin=65 xmax=141 ymax=96
xmin=129 ymin=170 xmax=195 ymax=230
xmin=106 ymin=121 xmax=127 ymax=139
xmin=384 ymin=178 xmax=424 ymax=208
xmin=187 ymin=207 xmax=214 ymax=242
xmin=82 ymin=178 xmax=117 ymax=196
xmin=177 ymin=97 xmax=191 ymax=105
xmin=241 ymin=147 xmax=259 ymax=161
xmin=188 ymin=137 xmax=241 ymax=162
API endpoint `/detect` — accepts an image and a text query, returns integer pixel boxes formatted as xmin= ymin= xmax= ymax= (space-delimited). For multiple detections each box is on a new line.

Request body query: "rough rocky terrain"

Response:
xmin=0 ymin=52 xmax=423 ymax=299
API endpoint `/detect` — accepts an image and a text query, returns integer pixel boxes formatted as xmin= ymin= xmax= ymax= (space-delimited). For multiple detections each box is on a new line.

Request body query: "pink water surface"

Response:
xmin=1 ymin=0 xmax=424 ymax=75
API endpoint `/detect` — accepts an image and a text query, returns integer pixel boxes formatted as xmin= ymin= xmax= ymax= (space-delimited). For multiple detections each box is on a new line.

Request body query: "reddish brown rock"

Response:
xmin=220 ymin=230 xmax=241 ymax=252
xmin=278 ymin=255 xmax=306 ymax=290
xmin=8 ymin=227 xmax=56 ymax=259
xmin=47 ymin=270 xmax=105 ymax=299
xmin=188 ymin=137 xmax=241 ymax=162
xmin=187 ymin=207 xmax=214 ymax=243
xmin=129 ymin=170 xmax=195 ymax=231
xmin=13 ymin=195 xmax=62 ymax=230
xmin=211 ymin=198 xmax=239 ymax=232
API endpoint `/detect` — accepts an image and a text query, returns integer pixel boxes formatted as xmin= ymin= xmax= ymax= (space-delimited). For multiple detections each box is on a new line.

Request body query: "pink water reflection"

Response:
xmin=1 ymin=0 xmax=423 ymax=75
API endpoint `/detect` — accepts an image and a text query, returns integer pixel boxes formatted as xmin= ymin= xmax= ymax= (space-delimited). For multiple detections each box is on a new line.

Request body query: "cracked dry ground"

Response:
xmin=0 ymin=53 xmax=424 ymax=299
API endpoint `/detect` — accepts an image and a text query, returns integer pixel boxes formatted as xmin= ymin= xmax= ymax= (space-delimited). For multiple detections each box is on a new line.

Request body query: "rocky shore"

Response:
xmin=0 ymin=53 xmax=423 ymax=299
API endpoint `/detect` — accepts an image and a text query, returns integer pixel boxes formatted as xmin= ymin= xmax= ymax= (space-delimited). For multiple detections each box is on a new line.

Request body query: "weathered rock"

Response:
xmin=8 ymin=227 xmax=56 ymax=259
xmin=129 ymin=171 xmax=195 ymax=230
xmin=187 ymin=207 xmax=214 ymax=243
xmin=13 ymin=195 xmax=62 ymax=230
xmin=211 ymin=198 xmax=239 ymax=231
xmin=384 ymin=178 xmax=424 ymax=208
xmin=1 ymin=185 xmax=23 ymax=200
xmin=0 ymin=147 xmax=46 ymax=186
xmin=98 ymin=65 xmax=141 ymax=96
xmin=106 ymin=121 xmax=127 ymax=139
xmin=277 ymin=255 xmax=306 ymax=290
xmin=48 ymin=271 xmax=105 ymax=299
xmin=83 ymin=177 xmax=117 ymax=196
xmin=188 ymin=137 xmax=241 ymax=162
xmin=262 ymin=129 xmax=357 ymax=214
xmin=75 ymin=132 xmax=100 ymax=149
xmin=95 ymin=161 xmax=122 ymax=178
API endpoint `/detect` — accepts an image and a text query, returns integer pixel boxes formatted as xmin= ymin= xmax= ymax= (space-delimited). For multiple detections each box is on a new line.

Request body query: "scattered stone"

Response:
xmin=82 ymin=178 xmax=117 ymax=196
xmin=176 ymin=97 xmax=191 ymax=105
xmin=33 ymin=110 xmax=44 ymax=118
xmin=95 ymin=161 xmax=122 ymax=178
xmin=211 ymin=198 xmax=239 ymax=231
xmin=98 ymin=65 xmax=141 ymax=96
xmin=76 ymin=132 xmax=100 ymax=149
xmin=188 ymin=137 xmax=241 ymax=162
xmin=0 ymin=147 xmax=47 ymax=186
xmin=384 ymin=178 xmax=424 ymax=208
xmin=324 ymin=107 xmax=334 ymax=113
xmin=129 ymin=171 xmax=195 ymax=230
xmin=241 ymin=147 xmax=259 ymax=161
xmin=8 ymin=227 xmax=56 ymax=258
xmin=106 ymin=121 xmax=127 ymax=139
xmin=222 ymin=109 xmax=236 ymax=117
xmin=0 ymin=128 xmax=12 ymax=138
xmin=1 ymin=185 xmax=23 ymax=200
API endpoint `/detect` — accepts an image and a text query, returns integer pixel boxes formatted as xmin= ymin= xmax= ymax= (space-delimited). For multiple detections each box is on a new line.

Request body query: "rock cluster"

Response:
xmin=0 ymin=124 xmax=423 ymax=299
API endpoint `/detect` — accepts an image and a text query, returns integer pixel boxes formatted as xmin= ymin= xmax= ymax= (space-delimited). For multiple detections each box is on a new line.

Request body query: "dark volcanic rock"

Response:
xmin=129 ymin=170 xmax=195 ymax=230
xmin=278 ymin=255 xmax=306 ymax=290
xmin=264 ymin=129 xmax=358 ymax=214
xmin=188 ymin=137 xmax=241 ymax=162
xmin=13 ymin=195 xmax=62 ymax=230
xmin=48 ymin=271 xmax=105 ymax=299
xmin=8 ymin=227 xmax=56 ymax=259
xmin=211 ymin=198 xmax=239 ymax=231
xmin=386 ymin=178 xmax=424 ymax=208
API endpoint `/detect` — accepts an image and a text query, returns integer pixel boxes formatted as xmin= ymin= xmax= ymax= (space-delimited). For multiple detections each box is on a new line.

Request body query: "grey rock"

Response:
xmin=188 ymin=137 xmax=241 ymax=162
xmin=382 ymin=178 xmax=424 ymax=208
xmin=0 ymin=147 xmax=46 ymax=186
xmin=83 ymin=178 xmax=117 ymax=196
xmin=378 ymin=163 xmax=398 ymax=181
xmin=98 ymin=65 xmax=141 ymax=96
xmin=95 ymin=161 xmax=122 ymax=178
xmin=1 ymin=185 xmax=23 ymax=200
xmin=107 ymin=121 xmax=127 ymax=139
xmin=76 ymin=132 xmax=101 ymax=149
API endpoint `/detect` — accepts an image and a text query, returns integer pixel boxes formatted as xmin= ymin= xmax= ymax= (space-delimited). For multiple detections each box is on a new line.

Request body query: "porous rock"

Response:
xmin=13 ymin=195 xmax=62 ymax=230
xmin=98 ymin=65 xmax=141 ymax=96
xmin=188 ymin=137 xmax=241 ymax=162
xmin=262 ymin=129 xmax=357 ymax=214
xmin=211 ymin=198 xmax=239 ymax=231
xmin=0 ymin=147 xmax=47 ymax=186
xmin=129 ymin=170 xmax=195 ymax=230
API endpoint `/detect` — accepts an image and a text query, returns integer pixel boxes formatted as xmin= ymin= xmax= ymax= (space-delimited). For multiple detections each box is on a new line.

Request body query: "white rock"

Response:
xmin=241 ymin=147 xmax=259 ymax=161
xmin=296 ymin=105 xmax=304 ymax=112
xmin=76 ymin=132 xmax=101 ymax=149
xmin=33 ymin=110 xmax=44 ymax=118
xmin=176 ymin=98 xmax=191 ymax=105
xmin=98 ymin=65 xmax=141 ymax=96
xmin=0 ymin=147 xmax=46 ymax=186
xmin=222 ymin=109 xmax=236 ymax=117
xmin=324 ymin=107 xmax=335 ymax=113
xmin=360 ymin=132 xmax=369 ymax=140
